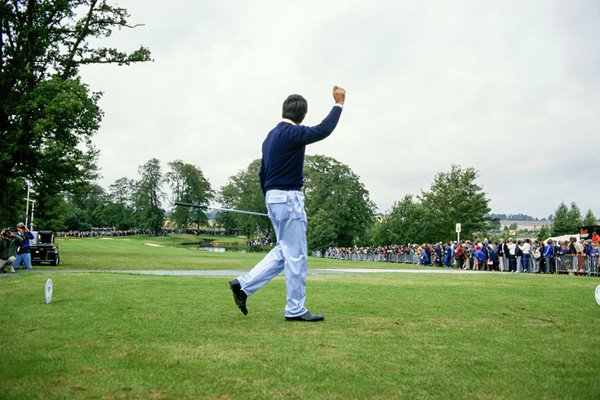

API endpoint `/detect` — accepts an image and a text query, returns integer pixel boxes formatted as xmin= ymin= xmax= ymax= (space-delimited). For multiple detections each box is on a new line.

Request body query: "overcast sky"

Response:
xmin=79 ymin=0 xmax=600 ymax=219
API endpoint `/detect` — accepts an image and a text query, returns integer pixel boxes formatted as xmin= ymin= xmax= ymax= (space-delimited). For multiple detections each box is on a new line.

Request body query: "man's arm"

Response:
xmin=290 ymin=85 xmax=347 ymax=145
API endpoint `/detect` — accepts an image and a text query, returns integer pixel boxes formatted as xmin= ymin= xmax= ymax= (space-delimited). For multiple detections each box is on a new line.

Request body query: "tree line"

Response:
xmin=11 ymin=151 xmax=597 ymax=250
xmin=51 ymin=158 xmax=212 ymax=234
xmin=537 ymin=202 xmax=598 ymax=240
xmin=14 ymin=154 xmax=494 ymax=246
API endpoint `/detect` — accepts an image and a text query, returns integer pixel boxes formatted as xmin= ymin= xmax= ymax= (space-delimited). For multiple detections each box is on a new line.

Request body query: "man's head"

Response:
xmin=17 ymin=222 xmax=25 ymax=231
xmin=282 ymin=94 xmax=308 ymax=124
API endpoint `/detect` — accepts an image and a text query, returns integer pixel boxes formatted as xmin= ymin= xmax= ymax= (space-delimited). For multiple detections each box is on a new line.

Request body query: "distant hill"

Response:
xmin=500 ymin=220 xmax=552 ymax=231
xmin=488 ymin=213 xmax=543 ymax=221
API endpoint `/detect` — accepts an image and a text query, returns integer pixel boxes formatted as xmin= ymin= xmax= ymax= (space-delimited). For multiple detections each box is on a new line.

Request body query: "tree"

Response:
xmin=551 ymin=202 xmax=570 ymax=236
xmin=9 ymin=77 xmax=102 ymax=229
xmin=92 ymin=202 xmax=132 ymax=230
xmin=306 ymin=208 xmax=339 ymax=251
xmin=64 ymin=183 xmax=106 ymax=228
xmin=304 ymin=155 xmax=375 ymax=250
xmin=486 ymin=216 xmax=502 ymax=231
xmin=371 ymin=195 xmax=427 ymax=245
xmin=97 ymin=177 xmax=137 ymax=229
xmin=166 ymin=160 xmax=214 ymax=229
xmin=418 ymin=164 xmax=491 ymax=242
xmin=537 ymin=225 xmax=550 ymax=242
xmin=133 ymin=158 xmax=164 ymax=234
xmin=218 ymin=159 xmax=269 ymax=237
xmin=583 ymin=209 xmax=598 ymax=226
xmin=217 ymin=155 xmax=375 ymax=248
xmin=0 ymin=0 xmax=151 ymax=227
xmin=109 ymin=177 xmax=136 ymax=207
xmin=551 ymin=201 xmax=582 ymax=235
xmin=567 ymin=202 xmax=582 ymax=232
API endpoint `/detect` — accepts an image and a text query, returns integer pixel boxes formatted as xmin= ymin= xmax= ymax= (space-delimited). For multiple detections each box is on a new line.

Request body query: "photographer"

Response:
xmin=0 ymin=227 xmax=23 ymax=273
xmin=13 ymin=222 xmax=34 ymax=270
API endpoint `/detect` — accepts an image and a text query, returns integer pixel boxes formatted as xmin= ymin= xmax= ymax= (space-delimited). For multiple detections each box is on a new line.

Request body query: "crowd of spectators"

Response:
xmin=315 ymin=233 xmax=600 ymax=276
xmin=57 ymin=228 xmax=154 ymax=237
xmin=247 ymin=237 xmax=273 ymax=247
xmin=30 ymin=226 xmax=600 ymax=277
xmin=56 ymin=227 xmax=233 ymax=238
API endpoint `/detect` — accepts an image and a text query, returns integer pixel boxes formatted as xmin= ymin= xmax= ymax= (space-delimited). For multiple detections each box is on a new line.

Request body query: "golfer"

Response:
xmin=229 ymin=85 xmax=346 ymax=321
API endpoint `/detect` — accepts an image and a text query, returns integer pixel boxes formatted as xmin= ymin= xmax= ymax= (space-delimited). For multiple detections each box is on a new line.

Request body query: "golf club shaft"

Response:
xmin=174 ymin=202 xmax=269 ymax=217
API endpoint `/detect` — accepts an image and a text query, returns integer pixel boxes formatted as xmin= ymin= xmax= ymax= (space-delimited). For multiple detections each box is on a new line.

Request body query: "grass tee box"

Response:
xmin=1 ymin=237 xmax=599 ymax=399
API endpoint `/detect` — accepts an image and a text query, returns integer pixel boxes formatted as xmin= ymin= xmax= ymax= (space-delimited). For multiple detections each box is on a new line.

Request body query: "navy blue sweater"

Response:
xmin=259 ymin=105 xmax=343 ymax=194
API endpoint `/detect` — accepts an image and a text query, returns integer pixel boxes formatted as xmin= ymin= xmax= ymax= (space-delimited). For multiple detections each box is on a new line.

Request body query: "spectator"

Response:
xmin=543 ymin=239 xmax=555 ymax=274
xmin=507 ymin=238 xmax=517 ymax=272
xmin=434 ymin=243 xmax=442 ymax=267
xmin=515 ymin=239 xmax=523 ymax=273
xmin=538 ymin=241 xmax=546 ymax=273
xmin=474 ymin=246 xmax=487 ymax=270
xmin=488 ymin=244 xmax=499 ymax=271
xmin=465 ymin=242 xmax=474 ymax=270
xmin=519 ymin=238 xmax=531 ymax=273
xmin=575 ymin=238 xmax=586 ymax=275
xmin=444 ymin=242 xmax=452 ymax=268
xmin=421 ymin=243 xmax=432 ymax=266
xmin=456 ymin=243 xmax=465 ymax=269
xmin=590 ymin=242 xmax=598 ymax=274
xmin=13 ymin=222 xmax=34 ymax=271
xmin=0 ymin=227 xmax=22 ymax=273
xmin=531 ymin=241 xmax=541 ymax=273
xmin=568 ymin=237 xmax=578 ymax=274
xmin=497 ymin=239 xmax=505 ymax=272
xmin=502 ymin=239 xmax=511 ymax=272
xmin=555 ymin=241 xmax=568 ymax=273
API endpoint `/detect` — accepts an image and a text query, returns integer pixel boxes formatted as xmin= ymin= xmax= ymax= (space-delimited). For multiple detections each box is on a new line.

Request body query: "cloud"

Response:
xmin=79 ymin=0 xmax=600 ymax=218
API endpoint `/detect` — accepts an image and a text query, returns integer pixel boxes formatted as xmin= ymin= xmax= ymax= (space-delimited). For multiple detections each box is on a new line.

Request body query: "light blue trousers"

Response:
xmin=237 ymin=190 xmax=308 ymax=318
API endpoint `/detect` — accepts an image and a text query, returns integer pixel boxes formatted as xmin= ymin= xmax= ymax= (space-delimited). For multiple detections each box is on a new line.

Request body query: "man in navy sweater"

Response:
xmin=13 ymin=222 xmax=35 ymax=270
xmin=229 ymin=86 xmax=346 ymax=322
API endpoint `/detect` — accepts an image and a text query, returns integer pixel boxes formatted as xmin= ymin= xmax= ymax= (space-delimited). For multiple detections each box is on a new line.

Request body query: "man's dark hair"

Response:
xmin=282 ymin=94 xmax=308 ymax=124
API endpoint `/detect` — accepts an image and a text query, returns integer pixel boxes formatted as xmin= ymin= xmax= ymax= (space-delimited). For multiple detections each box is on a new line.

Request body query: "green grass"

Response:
xmin=1 ymin=237 xmax=599 ymax=399
xmin=51 ymin=234 xmax=257 ymax=270
xmin=46 ymin=235 xmax=420 ymax=271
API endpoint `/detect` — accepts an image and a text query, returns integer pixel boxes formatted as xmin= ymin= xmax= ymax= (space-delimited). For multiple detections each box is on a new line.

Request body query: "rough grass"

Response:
xmin=1 ymin=237 xmax=599 ymax=399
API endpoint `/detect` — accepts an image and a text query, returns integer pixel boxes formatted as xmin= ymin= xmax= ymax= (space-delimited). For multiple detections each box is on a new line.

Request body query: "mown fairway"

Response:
xmin=1 ymin=236 xmax=599 ymax=399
